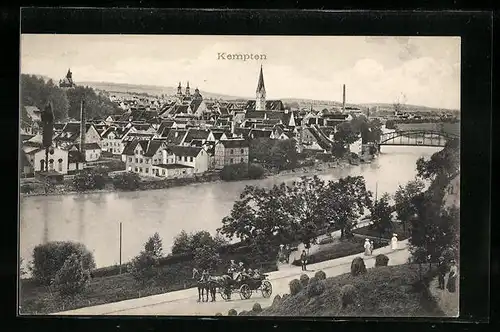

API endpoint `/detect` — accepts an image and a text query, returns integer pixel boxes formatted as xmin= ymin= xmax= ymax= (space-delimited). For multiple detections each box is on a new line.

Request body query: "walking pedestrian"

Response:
xmin=300 ymin=250 xmax=308 ymax=271
xmin=446 ymin=259 xmax=458 ymax=293
xmin=364 ymin=239 xmax=371 ymax=256
xmin=437 ymin=256 xmax=447 ymax=290
xmin=391 ymin=234 xmax=398 ymax=250
xmin=369 ymin=240 xmax=374 ymax=255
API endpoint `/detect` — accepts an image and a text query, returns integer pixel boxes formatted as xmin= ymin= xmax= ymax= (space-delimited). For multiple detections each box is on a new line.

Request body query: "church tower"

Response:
xmin=255 ymin=65 xmax=266 ymax=111
xmin=177 ymin=82 xmax=183 ymax=96
xmin=185 ymin=81 xmax=191 ymax=97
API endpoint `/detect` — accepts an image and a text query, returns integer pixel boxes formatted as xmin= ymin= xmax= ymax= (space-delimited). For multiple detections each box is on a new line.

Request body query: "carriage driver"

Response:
xmin=200 ymin=269 xmax=209 ymax=282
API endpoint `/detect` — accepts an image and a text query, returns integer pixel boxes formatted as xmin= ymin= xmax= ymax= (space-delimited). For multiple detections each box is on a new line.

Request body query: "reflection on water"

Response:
xmin=20 ymin=146 xmax=440 ymax=268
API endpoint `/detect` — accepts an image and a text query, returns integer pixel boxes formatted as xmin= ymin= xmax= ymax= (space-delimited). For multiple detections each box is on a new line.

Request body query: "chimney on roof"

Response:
xmin=342 ymin=84 xmax=346 ymax=113
xmin=79 ymin=98 xmax=86 ymax=161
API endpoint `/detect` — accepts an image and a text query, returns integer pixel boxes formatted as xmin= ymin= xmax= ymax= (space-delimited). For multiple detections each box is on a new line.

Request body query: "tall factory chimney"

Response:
xmin=342 ymin=84 xmax=346 ymax=113
xmin=79 ymin=98 xmax=86 ymax=161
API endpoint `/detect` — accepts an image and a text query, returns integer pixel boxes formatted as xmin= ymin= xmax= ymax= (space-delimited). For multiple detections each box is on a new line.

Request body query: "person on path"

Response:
xmin=391 ymin=234 xmax=398 ymax=250
xmin=370 ymin=240 xmax=374 ymax=255
xmin=300 ymin=250 xmax=308 ymax=271
xmin=446 ymin=260 xmax=458 ymax=293
xmin=364 ymin=239 xmax=371 ymax=256
xmin=437 ymin=256 xmax=447 ymax=290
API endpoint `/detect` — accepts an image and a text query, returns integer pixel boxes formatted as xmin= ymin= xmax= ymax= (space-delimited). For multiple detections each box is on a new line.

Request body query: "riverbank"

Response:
xmin=19 ymin=159 xmax=351 ymax=198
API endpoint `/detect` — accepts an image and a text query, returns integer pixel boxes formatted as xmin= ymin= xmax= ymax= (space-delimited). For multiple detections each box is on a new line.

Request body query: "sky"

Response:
xmin=20 ymin=35 xmax=461 ymax=109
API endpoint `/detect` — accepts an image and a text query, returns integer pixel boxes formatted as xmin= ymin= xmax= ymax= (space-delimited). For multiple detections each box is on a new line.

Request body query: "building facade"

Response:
xmin=214 ymin=139 xmax=250 ymax=169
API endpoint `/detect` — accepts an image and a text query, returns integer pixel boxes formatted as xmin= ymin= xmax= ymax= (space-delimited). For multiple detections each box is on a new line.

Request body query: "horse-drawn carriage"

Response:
xmin=217 ymin=273 xmax=273 ymax=301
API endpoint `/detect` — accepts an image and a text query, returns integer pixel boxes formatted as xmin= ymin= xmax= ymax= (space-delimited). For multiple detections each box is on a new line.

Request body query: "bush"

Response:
xmin=112 ymin=172 xmax=140 ymax=191
xmin=220 ymin=163 xmax=249 ymax=181
xmin=252 ymin=302 xmax=262 ymax=313
xmin=350 ymin=257 xmax=367 ymax=276
xmin=289 ymin=279 xmax=303 ymax=296
xmin=215 ymin=312 xmax=223 ymax=316
xmin=306 ymin=277 xmax=325 ymax=297
xmin=194 ymin=245 xmax=222 ymax=271
xmin=54 ymin=253 xmax=91 ymax=296
xmin=315 ymin=270 xmax=327 ymax=280
xmin=299 ymin=274 xmax=310 ymax=287
xmin=72 ymin=168 xmax=107 ymax=191
xmin=375 ymin=254 xmax=390 ymax=267
xmin=228 ymin=308 xmax=237 ymax=316
xmin=340 ymin=284 xmax=357 ymax=307
xmin=144 ymin=232 xmax=163 ymax=259
xmin=128 ymin=251 xmax=159 ymax=285
xmin=272 ymin=294 xmax=282 ymax=307
xmin=247 ymin=163 xmax=266 ymax=179
xmin=31 ymin=241 xmax=96 ymax=286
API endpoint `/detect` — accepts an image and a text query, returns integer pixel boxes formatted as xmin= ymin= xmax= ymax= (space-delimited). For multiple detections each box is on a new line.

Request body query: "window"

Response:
xmin=145 ymin=168 xmax=149 ymax=173
xmin=140 ymin=159 xmax=143 ymax=163
xmin=129 ymin=157 xmax=132 ymax=162
xmin=58 ymin=158 xmax=63 ymax=172
xmin=162 ymin=170 xmax=166 ymax=175
xmin=135 ymin=158 xmax=138 ymax=163
xmin=241 ymin=149 xmax=244 ymax=153
xmin=230 ymin=149 xmax=234 ymax=154
xmin=135 ymin=167 xmax=138 ymax=172
xmin=146 ymin=159 xmax=149 ymax=164
xmin=230 ymin=158 xmax=234 ymax=164
xmin=241 ymin=158 xmax=244 ymax=163
xmin=128 ymin=166 xmax=132 ymax=171
xmin=49 ymin=159 xmax=54 ymax=171
xmin=190 ymin=156 xmax=193 ymax=162
xmin=40 ymin=159 xmax=45 ymax=171
xmin=139 ymin=167 xmax=143 ymax=173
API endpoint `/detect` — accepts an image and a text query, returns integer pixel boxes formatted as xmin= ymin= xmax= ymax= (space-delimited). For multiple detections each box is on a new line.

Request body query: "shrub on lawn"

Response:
xmin=128 ymin=251 xmax=160 ymax=286
xmin=351 ymin=257 xmax=367 ymax=276
xmin=215 ymin=312 xmax=223 ymax=316
xmin=54 ymin=253 xmax=91 ymax=296
xmin=289 ymin=279 xmax=303 ymax=296
xmin=272 ymin=294 xmax=282 ymax=307
xmin=282 ymin=294 xmax=290 ymax=301
xmin=252 ymin=302 xmax=262 ymax=313
xmin=31 ymin=241 xmax=96 ymax=286
xmin=306 ymin=277 xmax=325 ymax=297
xmin=315 ymin=270 xmax=327 ymax=280
xmin=300 ymin=274 xmax=310 ymax=287
xmin=112 ymin=172 xmax=141 ymax=191
xmin=340 ymin=284 xmax=357 ymax=308
xmin=220 ymin=163 xmax=249 ymax=181
xmin=375 ymin=254 xmax=390 ymax=267
xmin=228 ymin=308 xmax=237 ymax=316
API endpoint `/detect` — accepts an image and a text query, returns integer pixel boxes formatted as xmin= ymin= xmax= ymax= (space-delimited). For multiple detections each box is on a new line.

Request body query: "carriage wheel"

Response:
xmin=261 ymin=280 xmax=272 ymax=298
xmin=239 ymin=284 xmax=252 ymax=300
xmin=219 ymin=287 xmax=230 ymax=301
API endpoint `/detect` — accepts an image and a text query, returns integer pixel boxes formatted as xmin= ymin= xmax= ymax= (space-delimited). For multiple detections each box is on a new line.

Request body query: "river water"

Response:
xmin=19 ymin=145 xmax=441 ymax=269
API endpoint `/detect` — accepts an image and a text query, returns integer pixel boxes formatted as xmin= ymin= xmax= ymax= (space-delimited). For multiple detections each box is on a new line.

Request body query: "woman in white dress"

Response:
xmin=391 ymin=234 xmax=398 ymax=250
xmin=364 ymin=239 xmax=371 ymax=255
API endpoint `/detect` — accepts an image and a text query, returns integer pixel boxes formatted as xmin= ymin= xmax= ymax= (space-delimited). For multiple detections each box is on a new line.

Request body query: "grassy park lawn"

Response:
xmin=247 ymin=264 xmax=444 ymax=317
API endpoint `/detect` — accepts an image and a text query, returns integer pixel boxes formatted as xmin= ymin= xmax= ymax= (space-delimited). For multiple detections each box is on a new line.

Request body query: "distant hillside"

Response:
xmin=78 ymin=81 xmax=245 ymax=100
xmin=359 ymin=102 xmax=459 ymax=113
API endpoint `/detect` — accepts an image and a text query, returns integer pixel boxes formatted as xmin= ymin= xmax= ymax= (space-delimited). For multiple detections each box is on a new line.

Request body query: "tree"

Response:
xmin=370 ymin=193 xmax=394 ymax=239
xmin=333 ymin=122 xmax=359 ymax=149
xmin=30 ymin=241 xmax=95 ymax=286
xmin=112 ymin=172 xmax=141 ymax=191
xmin=72 ymin=168 xmax=108 ymax=191
xmin=144 ymin=232 xmax=163 ymax=259
xmin=128 ymin=250 xmax=159 ymax=286
xmin=193 ymin=245 xmax=222 ymax=272
xmin=171 ymin=230 xmax=192 ymax=255
xmin=249 ymin=138 xmax=298 ymax=170
xmin=66 ymin=85 xmax=121 ymax=120
xmin=54 ymin=253 xmax=91 ymax=296
xmin=324 ymin=176 xmax=373 ymax=239
xmin=394 ymin=179 xmax=425 ymax=235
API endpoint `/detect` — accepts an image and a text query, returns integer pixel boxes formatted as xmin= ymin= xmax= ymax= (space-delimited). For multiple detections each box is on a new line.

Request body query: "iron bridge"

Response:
xmin=378 ymin=130 xmax=459 ymax=147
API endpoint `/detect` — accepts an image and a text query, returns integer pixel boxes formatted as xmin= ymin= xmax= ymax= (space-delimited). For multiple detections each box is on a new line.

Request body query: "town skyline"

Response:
xmin=21 ymin=35 xmax=460 ymax=110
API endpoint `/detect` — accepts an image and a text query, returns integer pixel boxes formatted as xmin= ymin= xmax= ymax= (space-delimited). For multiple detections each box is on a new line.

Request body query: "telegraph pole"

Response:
xmin=119 ymin=222 xmax=123 ymax=274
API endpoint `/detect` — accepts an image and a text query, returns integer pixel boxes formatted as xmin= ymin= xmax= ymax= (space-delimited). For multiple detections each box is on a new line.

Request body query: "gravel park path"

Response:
xmin=53 ymin=240 xmax=409 ymax=316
